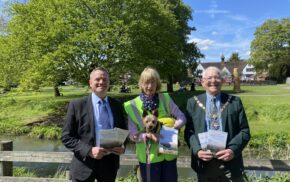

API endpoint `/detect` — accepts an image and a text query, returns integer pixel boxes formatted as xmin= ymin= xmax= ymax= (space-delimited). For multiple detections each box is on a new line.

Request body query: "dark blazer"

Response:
xmin=184 ymin=93 xmax=250 ymax=176
xmin=61 ymin=94 xmax=126 ymax=180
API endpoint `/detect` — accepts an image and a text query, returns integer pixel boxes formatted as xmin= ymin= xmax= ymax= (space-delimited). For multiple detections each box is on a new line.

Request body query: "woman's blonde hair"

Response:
xmin=138 ymin=67 xmax=162 ymax=93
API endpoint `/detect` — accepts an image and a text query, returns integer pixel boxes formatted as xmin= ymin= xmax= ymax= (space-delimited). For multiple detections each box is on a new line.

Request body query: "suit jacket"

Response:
xmin=184 ymin=92 xmax=250 ymax=176
xmin=61 ymin=93 xmax=126 ymax=180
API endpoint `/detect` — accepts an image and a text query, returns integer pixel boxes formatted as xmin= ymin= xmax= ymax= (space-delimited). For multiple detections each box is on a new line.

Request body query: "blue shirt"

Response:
xmin=205 ymin=92 xmax=222 ymax=131
xmin=91 ymin=92 xmax=113 ymax=146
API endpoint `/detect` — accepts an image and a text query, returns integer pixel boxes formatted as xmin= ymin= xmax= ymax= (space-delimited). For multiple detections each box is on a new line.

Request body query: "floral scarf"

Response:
xmin=140 ymin=93 xmax=159 ymax=111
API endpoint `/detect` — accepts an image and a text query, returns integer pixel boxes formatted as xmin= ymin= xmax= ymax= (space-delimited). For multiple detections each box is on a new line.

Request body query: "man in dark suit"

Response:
xmin=61 ymin=67 xmax=127 ymax=182
xmin=184 ymin=66 xmax=250 ymax=182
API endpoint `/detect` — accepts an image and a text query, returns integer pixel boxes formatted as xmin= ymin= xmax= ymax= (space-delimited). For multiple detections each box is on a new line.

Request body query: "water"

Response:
xmin=0 ymin=135 xmax=69 ymax=177
xmin=1 ymin=136 xmax=286 ymax=179
xmin=0 ymin=136 xmax=196 ymax=178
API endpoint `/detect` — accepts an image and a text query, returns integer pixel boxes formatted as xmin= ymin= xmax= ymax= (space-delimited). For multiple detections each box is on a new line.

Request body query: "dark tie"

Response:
xmin=99 ymin=100 xmax=111 ymax=129
xmin=210 ymin=97 xmax=219 ymax=130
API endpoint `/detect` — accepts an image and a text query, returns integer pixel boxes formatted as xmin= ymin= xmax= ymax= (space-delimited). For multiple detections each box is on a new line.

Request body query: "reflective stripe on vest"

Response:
xmin=124 ymin=93 xmax=177 ymax=163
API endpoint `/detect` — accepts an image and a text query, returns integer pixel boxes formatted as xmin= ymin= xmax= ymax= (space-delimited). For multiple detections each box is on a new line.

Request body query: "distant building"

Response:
xmin=195 ymin=56 xmax=257 ymax=82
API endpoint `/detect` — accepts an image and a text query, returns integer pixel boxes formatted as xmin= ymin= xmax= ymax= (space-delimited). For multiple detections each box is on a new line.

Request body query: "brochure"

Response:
xmin=158 ymin=126 xmax=178 ymax=155
xmin=99 ymin=128 xmax=129 ymax=148
xmin=198 ymin=130 xmax=228 ymax=153
xmin=207 ymin=130 xmax=228 ymax=153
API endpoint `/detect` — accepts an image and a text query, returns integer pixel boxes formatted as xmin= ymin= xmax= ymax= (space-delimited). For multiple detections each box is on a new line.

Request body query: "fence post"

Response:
xmin=65 ymin=170 xmax=71 ymax=180
xmin=0 ymin=140 xmax=13 ymax=176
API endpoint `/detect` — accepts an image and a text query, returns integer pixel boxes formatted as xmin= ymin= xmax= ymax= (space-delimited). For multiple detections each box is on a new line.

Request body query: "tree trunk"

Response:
xmin=54 ymin=85 xmax=61 ymax=97
xmin=190 ymin=81 xmax=195 ymax=91
xmin=166 ymin=74 xmax=174 ymax=93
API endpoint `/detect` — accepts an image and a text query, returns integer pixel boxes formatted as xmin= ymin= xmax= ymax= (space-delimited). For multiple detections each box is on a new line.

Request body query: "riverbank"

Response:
xmin=1 ymin=136 xmax=289 ymax=181
xmin=0 ymin=85 xmax=290 ymax=160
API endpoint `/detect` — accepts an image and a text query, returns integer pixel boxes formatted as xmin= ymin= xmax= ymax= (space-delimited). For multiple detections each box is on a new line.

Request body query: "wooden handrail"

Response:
xmin=0 ymin=140 xmax=289 ymax=182
xmin=0 ymin=151 xmax=289 ymax=171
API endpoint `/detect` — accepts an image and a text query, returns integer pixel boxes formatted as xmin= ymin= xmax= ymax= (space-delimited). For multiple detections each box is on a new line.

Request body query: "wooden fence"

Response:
xmin=0 ymin=140 xmax=289 ymax=182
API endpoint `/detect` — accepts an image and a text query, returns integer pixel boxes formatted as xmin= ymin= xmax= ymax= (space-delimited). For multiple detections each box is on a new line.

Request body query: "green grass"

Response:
xmin=13 ymin=165 xmax=290 ymax=181
xmin=13 ymin=167 xmax=37 ymax=177
xmin=0 ymin=86 xmax=89 ymax=137
xmin=242 ymin=96 xmax=290 ymax=135
xmin=0 ymin=84 xmax=290 ymax=143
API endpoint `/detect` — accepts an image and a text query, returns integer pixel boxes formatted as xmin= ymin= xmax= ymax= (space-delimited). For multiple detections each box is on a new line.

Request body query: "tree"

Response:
xmin=250 ymin=18 xmax=290 ymax=83
xmin=227 ymin=52 xmax=242 ymax=63
xmin=183 ymin=41 xmax=204 ymax=87
xmin=1 ymin=0 xmax=202 ymax=94
xmin=161 ymin=0 xmax=203 ymax=92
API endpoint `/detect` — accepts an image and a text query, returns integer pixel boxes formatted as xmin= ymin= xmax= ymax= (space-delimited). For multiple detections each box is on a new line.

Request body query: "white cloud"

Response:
xmin=195 ymin=0 xmax=230 ymax=18
xmin=211 ymin=31 xmax=218 ymax=35
xmin=210 ymin=0 xmax=218 ymax=9
xmin=227 ymin=14 xmax=249 ymax=22
xmin=189 ymin=38 xmax=215 ymax=50
xmin=195 ymin=9 xmax=230 ymax=15
xmin=192 ymin=38 xmax=252 ymax=62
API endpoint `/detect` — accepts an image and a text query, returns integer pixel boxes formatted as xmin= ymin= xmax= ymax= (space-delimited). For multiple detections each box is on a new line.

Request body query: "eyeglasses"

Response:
xmin=203 ymin=77 xmax=222 ymax=81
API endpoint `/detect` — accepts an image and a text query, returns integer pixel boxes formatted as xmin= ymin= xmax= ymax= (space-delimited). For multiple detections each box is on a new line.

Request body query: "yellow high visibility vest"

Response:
xmin=124 ymin=93 xmax=177 ymax=163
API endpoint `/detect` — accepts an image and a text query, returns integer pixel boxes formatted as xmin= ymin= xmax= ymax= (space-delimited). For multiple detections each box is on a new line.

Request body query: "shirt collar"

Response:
xmin=206 ymin=92 xmax=221 ymax=101
xmin=91 ymin=92 xmax=108 ymax=105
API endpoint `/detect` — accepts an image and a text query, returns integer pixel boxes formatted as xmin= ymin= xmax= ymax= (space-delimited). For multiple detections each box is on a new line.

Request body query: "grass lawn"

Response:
xmin=0 ymin=84 xmax=290 ymax=139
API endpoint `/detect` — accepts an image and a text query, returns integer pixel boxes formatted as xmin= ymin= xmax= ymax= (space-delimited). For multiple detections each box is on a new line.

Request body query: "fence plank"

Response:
xmin=0 ymin=150 xmax=289 ymax=181
xmin=0 ymin=151 xmax=289 ymax=171
xmin=0 ymin=176 xmax=69 ymax=182
xmin=0 ymin=151 xmax=72 ymax=163
xmin=244 ymin=159 xmax=290 ymax=171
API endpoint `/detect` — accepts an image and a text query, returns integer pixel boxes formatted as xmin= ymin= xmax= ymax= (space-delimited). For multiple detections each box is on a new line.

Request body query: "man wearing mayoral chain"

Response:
xmin=184 ymin=66 xmax=250 ymax=182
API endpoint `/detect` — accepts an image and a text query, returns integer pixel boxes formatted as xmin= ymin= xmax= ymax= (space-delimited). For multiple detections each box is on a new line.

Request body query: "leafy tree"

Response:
xmin=250 ymin=18 xmax=290 ymax=83
xmin=227 ymin=52 xmax=242 ymax=62
xmin=161 ymin=0 xmax=203 ymax=92
xmin=268 ymin=61 xmax=290 ymax=83
xmin=1 ymin=0 xmax=202 ymax=95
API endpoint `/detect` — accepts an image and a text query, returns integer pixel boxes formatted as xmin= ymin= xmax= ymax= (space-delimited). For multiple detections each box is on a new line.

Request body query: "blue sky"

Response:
xmin=1 ymin=0 xmax=289 ymax=63
xmin=183 ymin=0 xmax=290 ymax=62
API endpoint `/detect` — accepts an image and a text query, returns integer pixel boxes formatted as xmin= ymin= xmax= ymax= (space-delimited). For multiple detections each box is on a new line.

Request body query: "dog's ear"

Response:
xmin=142 ymin=110 xmax=149 ymax=118
xmin=152 ymin=109 xmax=159 ymax=117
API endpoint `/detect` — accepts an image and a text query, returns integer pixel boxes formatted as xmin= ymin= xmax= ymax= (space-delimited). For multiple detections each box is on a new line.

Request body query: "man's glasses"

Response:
xmin=203 ymin=77 xmax=222 ymax=81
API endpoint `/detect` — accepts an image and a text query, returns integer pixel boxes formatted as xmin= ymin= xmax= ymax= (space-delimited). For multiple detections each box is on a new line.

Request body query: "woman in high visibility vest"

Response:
xmin=124 ymin=67 xmax=186 ymax=182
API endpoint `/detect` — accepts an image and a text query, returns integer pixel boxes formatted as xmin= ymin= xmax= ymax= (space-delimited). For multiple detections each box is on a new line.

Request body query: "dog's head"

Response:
xmin=142 ymin=109 xmax=159 ymax=133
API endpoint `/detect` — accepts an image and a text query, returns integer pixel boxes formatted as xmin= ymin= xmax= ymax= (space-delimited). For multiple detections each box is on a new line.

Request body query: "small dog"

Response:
xmin=142 ymin=109 xmax=162 ymax=143
xmin=133 ymin=109 xmax=161 ymax=142
xmin=142 ymin=109 xmax=160 ymax=133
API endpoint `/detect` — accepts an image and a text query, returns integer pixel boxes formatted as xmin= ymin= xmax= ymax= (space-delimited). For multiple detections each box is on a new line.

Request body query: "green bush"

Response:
xmin=245 ymin=132 xmax=290 ymax=159
xmin=13 ymin=167 xmax=37 ymax=177
xmin=0 ymin=122 xmax=30 ymax=135
xmin=29 ymin=125 xmax=61 ymax=139
xmin=248 ymin=132 xmax=289 ymax=149
xmin=245 ymin=172 xmax=289 ymax=182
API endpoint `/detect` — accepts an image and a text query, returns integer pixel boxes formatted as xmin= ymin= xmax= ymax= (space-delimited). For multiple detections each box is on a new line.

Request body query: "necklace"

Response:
xmin=193 ymin=96 xmax=231 ymax=114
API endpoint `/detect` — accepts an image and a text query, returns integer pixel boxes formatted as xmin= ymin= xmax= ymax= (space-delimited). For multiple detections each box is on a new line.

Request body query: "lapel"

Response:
xmin=107 ymin=97 xmax=117 ymax=127
xmin=87 ymin=93 xmax=96 ymax=140
xmin=198 ymin=93 xmax=207 ymax=132
xmin=220 ymin=93 xmax=229 ymax=131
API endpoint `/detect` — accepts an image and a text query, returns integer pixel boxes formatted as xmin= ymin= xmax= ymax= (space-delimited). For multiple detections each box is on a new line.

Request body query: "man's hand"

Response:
xmin=216 ymin=149 xmax=234 ymax=161
xmin=109 ymin=145 xmax=125 ymax=155
xmin=89 ymin=146 xmax=109 ymax=159
xmin=197 ymin=150 xmax=214 ymax=161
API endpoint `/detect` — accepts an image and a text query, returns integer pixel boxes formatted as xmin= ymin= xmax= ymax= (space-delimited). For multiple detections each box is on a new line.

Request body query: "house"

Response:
xmin=195 ymin=56 xmax=256 ymax=82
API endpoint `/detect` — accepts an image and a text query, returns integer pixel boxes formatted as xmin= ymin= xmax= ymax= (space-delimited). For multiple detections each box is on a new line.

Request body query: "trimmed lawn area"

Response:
xmin=0 ymin=84 xmax=289 ymax=138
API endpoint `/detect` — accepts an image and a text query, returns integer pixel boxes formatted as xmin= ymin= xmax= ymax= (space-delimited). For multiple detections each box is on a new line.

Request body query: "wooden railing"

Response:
xmin=0 ymin=141 xmax=289 ymax=182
